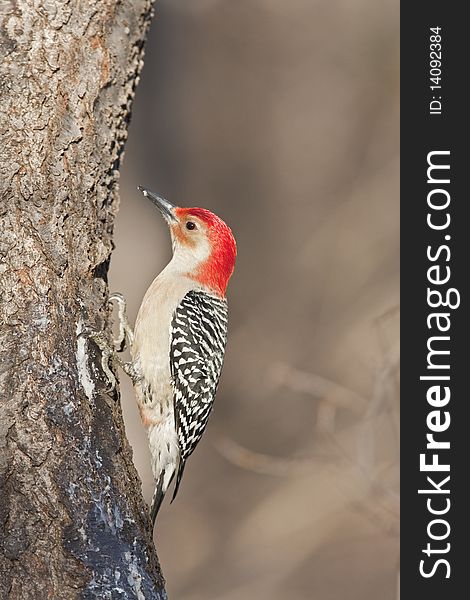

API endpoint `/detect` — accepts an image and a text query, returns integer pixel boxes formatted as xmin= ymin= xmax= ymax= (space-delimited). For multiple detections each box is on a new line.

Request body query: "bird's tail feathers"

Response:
xmin=170 ymin=460 xmax=186 ymax=503
xmin=150 ymin=475 xmax=165 ymax=526
xmin=150 ymin=462 xmax=185 ymax=524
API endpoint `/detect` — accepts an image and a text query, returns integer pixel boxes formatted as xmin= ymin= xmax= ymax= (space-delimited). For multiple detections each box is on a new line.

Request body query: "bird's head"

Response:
xmin=138 ymin=186 xmax=237 ymax=297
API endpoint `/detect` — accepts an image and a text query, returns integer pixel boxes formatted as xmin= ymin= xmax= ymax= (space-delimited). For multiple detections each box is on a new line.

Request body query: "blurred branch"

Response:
xmin=217 ymin=344 xmax=399 ymax=533
xmin=268 ymin=361 xmax=368 ymax=418
xmin=215 ymin=435 xmax=338 ymax=477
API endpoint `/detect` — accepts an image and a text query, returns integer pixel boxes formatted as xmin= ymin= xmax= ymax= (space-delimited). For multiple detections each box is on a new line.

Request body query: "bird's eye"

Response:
xmin=186 ymin=221 xmax=197 ymax=230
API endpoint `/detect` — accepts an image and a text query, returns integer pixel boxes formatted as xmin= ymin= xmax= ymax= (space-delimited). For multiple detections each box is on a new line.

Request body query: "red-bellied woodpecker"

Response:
xmin=102 ymin=187 xmax=236 ymax=526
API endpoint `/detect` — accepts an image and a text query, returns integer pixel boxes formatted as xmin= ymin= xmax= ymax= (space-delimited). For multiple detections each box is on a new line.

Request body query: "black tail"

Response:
xmin=150 ymin=463 xmax=185 ymax=526
xmin=150 ymin=475 xmax=165 ymax=526
xmin=170 ymin=460 xmax=186 ymax=503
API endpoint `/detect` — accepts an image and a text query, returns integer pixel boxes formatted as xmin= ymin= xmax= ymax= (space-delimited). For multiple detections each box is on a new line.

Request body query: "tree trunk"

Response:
xmin=0 ymin=1 xmax=167 ymax=598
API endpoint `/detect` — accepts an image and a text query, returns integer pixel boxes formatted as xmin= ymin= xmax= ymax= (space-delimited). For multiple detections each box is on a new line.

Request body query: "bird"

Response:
xmin=117 ymin=186 xmax=237 ymax=526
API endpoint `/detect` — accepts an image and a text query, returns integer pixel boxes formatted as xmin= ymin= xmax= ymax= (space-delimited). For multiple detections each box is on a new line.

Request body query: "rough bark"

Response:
xmin=0 ymin=1 xmax=167 ymax=598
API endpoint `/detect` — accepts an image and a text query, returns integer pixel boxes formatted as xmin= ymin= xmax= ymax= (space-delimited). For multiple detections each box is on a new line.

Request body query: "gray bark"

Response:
xmin=0 ymin=1 xmax=167 ymax=598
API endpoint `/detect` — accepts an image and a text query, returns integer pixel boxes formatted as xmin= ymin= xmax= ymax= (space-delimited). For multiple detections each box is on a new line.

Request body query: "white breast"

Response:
xmin=131 ymin=270 xmax=198 ymax=484
xmin=132 ymin=270 xmax=197 ymax=405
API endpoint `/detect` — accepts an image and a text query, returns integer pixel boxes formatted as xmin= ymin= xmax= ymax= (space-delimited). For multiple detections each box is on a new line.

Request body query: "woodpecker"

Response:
xmin=109 ymin=187 xmax=236 ymax=526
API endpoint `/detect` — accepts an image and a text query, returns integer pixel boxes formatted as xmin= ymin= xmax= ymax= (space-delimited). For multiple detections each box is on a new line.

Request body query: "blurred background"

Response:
xmin=110 ymin=0 xmax=399 ymax=598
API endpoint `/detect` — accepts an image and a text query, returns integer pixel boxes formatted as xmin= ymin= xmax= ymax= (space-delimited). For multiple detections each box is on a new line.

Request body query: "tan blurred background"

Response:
xmin=110 ymin=1 xmax=399 ymax=598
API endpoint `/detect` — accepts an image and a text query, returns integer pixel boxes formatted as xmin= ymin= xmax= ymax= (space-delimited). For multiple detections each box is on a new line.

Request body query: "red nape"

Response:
xmin=176 ymin=207 xmax=237 ymax=297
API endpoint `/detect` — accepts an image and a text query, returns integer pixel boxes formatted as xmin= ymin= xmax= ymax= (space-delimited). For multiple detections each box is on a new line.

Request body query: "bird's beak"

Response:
xmin=138 ymin=186 xmax=177 ymax=223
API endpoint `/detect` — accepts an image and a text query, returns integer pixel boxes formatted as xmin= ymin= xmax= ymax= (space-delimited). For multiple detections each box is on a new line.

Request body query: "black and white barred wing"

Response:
xmin=170 ymin=290 xmax=228 ymax=464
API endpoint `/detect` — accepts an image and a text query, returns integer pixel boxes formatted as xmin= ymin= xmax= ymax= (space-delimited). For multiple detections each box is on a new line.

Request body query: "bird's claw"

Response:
xmin=77 ymin=292 xmax=135 ymax=393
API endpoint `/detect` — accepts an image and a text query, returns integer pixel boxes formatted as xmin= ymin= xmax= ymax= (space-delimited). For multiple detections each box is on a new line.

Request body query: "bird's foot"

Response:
xmin=78 ymin=293 xmax=139 ymax=392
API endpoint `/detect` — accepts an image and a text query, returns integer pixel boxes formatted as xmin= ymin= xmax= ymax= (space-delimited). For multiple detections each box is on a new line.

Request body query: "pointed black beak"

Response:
xmin=138 ymin=186 xmax=177 ymax=223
